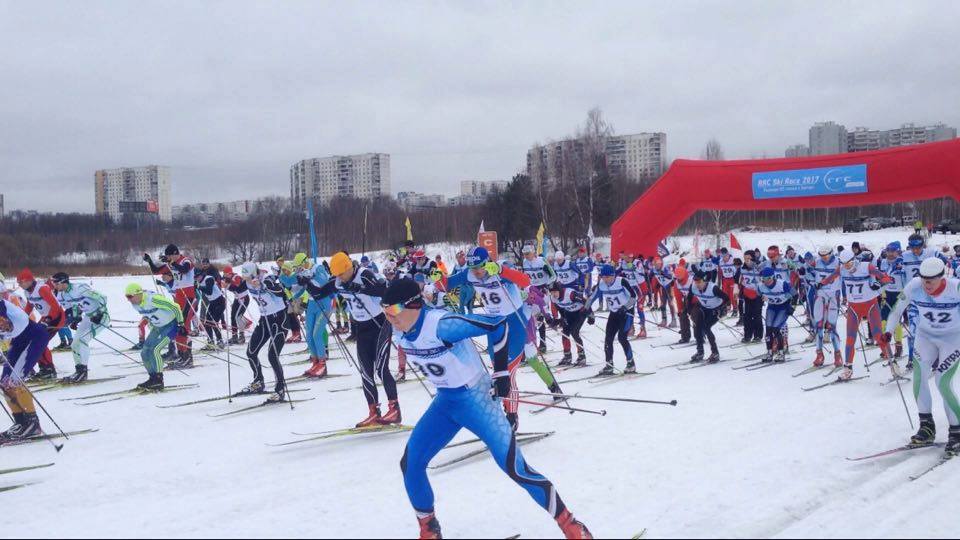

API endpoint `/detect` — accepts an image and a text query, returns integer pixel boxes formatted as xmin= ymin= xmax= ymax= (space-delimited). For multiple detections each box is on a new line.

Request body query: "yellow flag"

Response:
xmin=405 ymin=217 xmax=413 ymax=241
xmin=535 ymin=222 xmax=545 ymax=255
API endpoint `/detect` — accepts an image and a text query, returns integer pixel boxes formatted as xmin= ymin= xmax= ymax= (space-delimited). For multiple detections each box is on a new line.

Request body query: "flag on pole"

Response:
xmin=405 ymin=217 xmax=413 ymax=241
xmin=657 ymin=241 xmax=670 ymax=258
xmin=535 ymin=222 xmax=546 ymax=255
xmin=307 ymin=199 xmax=318 ymax=262
xmin=729 ymin=233 xmax=742 ymax=251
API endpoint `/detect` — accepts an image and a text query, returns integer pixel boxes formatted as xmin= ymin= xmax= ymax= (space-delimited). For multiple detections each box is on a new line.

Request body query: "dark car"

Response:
xmin=843 ymin=218 xmax=866 ymax=233
xmin=935 ymin=218 xmax=960 ymax=234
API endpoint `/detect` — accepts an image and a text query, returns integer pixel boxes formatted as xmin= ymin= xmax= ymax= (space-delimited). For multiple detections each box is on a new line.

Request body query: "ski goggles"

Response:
xmin=381 ymin=295 xmax=422 ymax=316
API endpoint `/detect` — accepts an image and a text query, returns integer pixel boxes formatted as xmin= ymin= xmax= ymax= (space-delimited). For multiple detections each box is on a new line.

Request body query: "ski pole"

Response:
xmin=263 ymin=313 xmax=295 ymax=411
xmin=512 ymin=397 xmax=607 ymax=416
xmin=98 ymin=326 xmax=192 ymax=377
xmin=518 ymin=390 xmax=678 ymax=406
xmin=888 ymin=325 xmax=917 ymax=431
xmin=0 ymin=353 xmax=68 ymax=452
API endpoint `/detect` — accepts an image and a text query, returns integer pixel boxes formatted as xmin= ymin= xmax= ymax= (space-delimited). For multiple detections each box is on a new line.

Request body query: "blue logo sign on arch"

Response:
xmin=752 ymin=164 xmax=867 ymax=200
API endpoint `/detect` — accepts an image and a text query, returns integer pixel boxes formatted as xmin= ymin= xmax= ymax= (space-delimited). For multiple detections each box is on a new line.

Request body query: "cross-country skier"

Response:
xmin=878 ymin=242 xmax=908 ymax=359
xmin=822 ymin=250 xmax=892 ymax=380
xmin=717 ymin=248 xmax=738 ymax=316
xmin=572 ymin=246 xmax=594 ymax=292
xmin=124 ymin=283 xmax=186 ymax=390
xmin=443 ymin=247 xmax=531 ymax=429
xmin=16 ymin=269 xmax=64 ymax=380
xmin=884 ymin=257 xmax=960 ymax=456
xmin=549 ymin=283 xmax=590 ymax=367
xmin=234 ymin=263 xmax=289 ymax=402
xmin=143 ymin=245 xmax=195 ymax=368
xmin=698 ymin=248 xmax=719 ymax=283
xmin=303 ymin=252 xmax=400 ymax=427
xmin=810 ymin=246 xmax=844 ymax=369
xmin=901 ymin=234 xmax=949 ymax=368
xmin=197 ymin=271 xmax=227 ymax=350
xmin=294 ymin=254 xmax=335 ymax=379
xmin=0 ymin=298 xmax=52 ymax=441
xmin=757 ymin=267 xmax=795 ymax=362
xmin=382 ymin=278 xmax=593 ymax=540
xmin=619 ymin=254 xmax=649 ymax=339
xmin=521 ymin=244 xmax=557 ymax=354
xmin=739 ymin=254 xmax=764 ymax=343
xmin=51 ymin=272 xmax=109 ymax=383
xmin=650 ymin=257 xmax=678 ymax=328
xmin=587 ymin=264 xmax=638 ymax=376
xmin=223 ymin=265 xmax=249 ymax=345
xmin=686 ymin=270 xmax=730 ymax=363
xmin=673 ymin=265 xmax=694 ymax=344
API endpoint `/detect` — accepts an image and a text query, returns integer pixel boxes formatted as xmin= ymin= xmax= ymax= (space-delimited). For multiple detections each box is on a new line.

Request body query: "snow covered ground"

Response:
xmin=2 ymin=228 xmax=959 ymax=538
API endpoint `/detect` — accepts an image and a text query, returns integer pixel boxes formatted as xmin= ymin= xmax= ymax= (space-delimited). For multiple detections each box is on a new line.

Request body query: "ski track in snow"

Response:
xmin=2 ymin=228 xmax=959 ymax=538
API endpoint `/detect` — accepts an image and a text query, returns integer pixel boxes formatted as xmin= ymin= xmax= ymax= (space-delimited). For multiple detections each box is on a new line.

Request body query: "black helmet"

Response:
xmin=51 ymin=272 xmax=70 ymax=285
xmin=381 ymin=277 xmax=423 ymax=309
xmin=164 ymin=244 xmax=180 ymax=256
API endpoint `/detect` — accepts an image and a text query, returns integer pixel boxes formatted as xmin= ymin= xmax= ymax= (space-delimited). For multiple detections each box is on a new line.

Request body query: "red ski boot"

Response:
xmin=417 ymin=513 xmax=442 ymax=539
xmin=356 ymin=404 xmax=382 ymax=428
xmin=557 ymin=508 xmax=593 ymax=539
xmin=304 ymin=357 xmax=327 ymax=378
xmin=638 ymin=326 xmax=647 ymax=339
xmin=813 ymin=350 xmax=825 ymax=367
xmin=834 ymin=351 xmax=843 ymax=368
xmin=380 ymin=400 xmax=402 ymax=425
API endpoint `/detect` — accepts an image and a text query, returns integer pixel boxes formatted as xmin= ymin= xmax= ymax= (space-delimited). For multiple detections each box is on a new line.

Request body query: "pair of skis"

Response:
xmin=0 ymin=429 xmax=99 ymax=449
xmin=62 ymin=384 xmax=200 ymax=406
xmin=846 ymin=441 xmax=955 ymax=481
xmin=32 ymin=375 xmax=129 ymax=393
xmin=429 ymin=431 xmax=555 ymax=470
xmin=267 ymin=424 xmax=413 ymax=447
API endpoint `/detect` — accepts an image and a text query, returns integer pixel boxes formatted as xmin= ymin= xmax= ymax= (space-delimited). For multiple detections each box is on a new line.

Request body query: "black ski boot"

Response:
xmin=761 ymin=351 xmax=774 ymax=363
xmin=597 ymin=363 xmax=615 ymax=377
xmin=910 ymin=413 xmax=936 ymax=447
xmin=574 ymin=350 xmax=587 ymax=367
xmin=32 ymin=365 xmax=57 ymax=381
xmin=538 ymin=343 xmax=548 ymax=355
xmin=13 ymin=413 xmax=41 ymax=440
xmin=558 ymin=351 xmax=573 ymax=367
xmin=707 ymin=351 xmax=720 ymax=364
xmin=131 ymin=340 xmax=144 ymax=351
xmin=624 ymin=360 xmax=637 ymax=374
xmin=236 ymin=379 xmax=265 ymax=396
xmin=947 ymin=426 xmax=960 ymax=457
xmin=137 ymin=372 xmax=165 ymax=391
xmin=265 ymin=387 xmax=287 ymax=404
xmin=0 ymin=413 xmax=26 ymax=442
xmin=228 ymin=335 xmax=239 ymax=346
xmin=63 ymin=364 xmax=88 ymax=384
xmin=677 ymin=338 xmax=691 ymax=345
xmin=690 ymin=351 xmax=705 ymax=363
xmin=506 ymin=412 xmax=519 ymax=433
xmin=548 ymin=382 xmax=565 ymax=402
xmin=169 ymin=349 xmax=194 ymax=370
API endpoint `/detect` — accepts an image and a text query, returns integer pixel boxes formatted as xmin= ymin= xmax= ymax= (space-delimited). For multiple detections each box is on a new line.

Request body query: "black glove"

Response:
xmin=177 ymin=324 xmax=188 ymax=337
xmin=142 ymin=253 xmax=152 ymax=263
xmin=69 ymin=319 xmax=79 ymax=331
xmin=492 ymin=375 xmax=511 ymax=400
xmin=869 ymin=283 xmax=882 ymax=291
xmin=156 ymin=280 xmax=167 ymax=288
xmin=340 ymin=281 xmax=362 ymax=293
xmin=587 ymin=314 xmax=596 ymax=325
xmin=546 ymin=316 xmax=560 ymax=328
xmin=159 ymin=254 xmax=169 ymax=263
xmin=90 ymin=312 xmax=104 ymax=325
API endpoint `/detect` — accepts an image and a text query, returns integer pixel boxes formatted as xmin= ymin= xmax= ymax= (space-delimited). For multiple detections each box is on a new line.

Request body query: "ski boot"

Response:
xmin=200 ymin=342 xmax=218 ymax=352
xmin=6 ymin=413 xmax=41 ymax=441
xmin=735 ymin=318 xmax=744 ymax=327
xmin=304 ymin=357 xmax=328 ymax=379
xmin=834 ymin=350 xmax=844 ymax=368
xmin=813 ymin=350 xmax=825 ymax=367
xmin=265 ymin=388 xmax=286 ymax=404
xmin=761 ymin=351 xmax=774 ymax=363
xmin=690 ymin=351 xmax=705 ymax=363
xmin=677 ymin=337 xmax=691 ymax=345
xmin=538 ymin=342 xmax=548 ymax=355
xmin=63 ymin=364 xmax=88 ymax=384
xmin=574 ymin=350 xmax=587 ymax=367
xmin=706 ymin=351 xmax=720 ymax=364
xmin=0 ymin=413 xmax=26 ymax=442
xmin=175 ymin=350 xmax=195 ymax=369
xmin=131 ymin=340 xmax=144 ymax=351
xmin=895 ymin=342 xmax=903 ymax=358
xmin=395 ymin=368 xmax=407 ymax=383
xmin=804 ymin=333 xmax=815 ymax=344
xmin=774 ymin=350 xmax=787 ymax=363
xmin=557 ymin=508 xmax=593 ymax=540
xmin=597 ymin=363 xmax=616 ymax=377
xmin=947 ymin=426 xmax=960 ymax=457
xmin=236 ymin=379 xmax=265 ymax=396
xmin=417 ymin=513 xmax=443 ymax=540
xmin=228 ymin=335 xmax=240 ymax=346
xmin=910 ymin=414 xmax=936 ymax=447
xmin=54 ymin=339 xmax=69 ymax=352
xmin=624 ymin=360 xmax=637 ymax=374
xmin=839 ymin=365 xmax=854 ymax=381
xmin=548 ymin=382 xmax=565 ymax=402
xmin=217 ymin=339 xmax=226 ymax=350
xmin=356 ymin=404 xmax=382 ymax=428
xmin=740 ymin=337 xmax=751 ymax=344
xmin=137 ymin=372 xmax=165 ymax=391
xmin=32 ymin=364 xmax=57 ymax=381
xmin=668 ymin=316 xmax=678 ymax=329
xmin=558 ymin=351 xmax=573 ymax=367
xmin=638 ymin=326 xmax=647 ymax=339
xmin=506 ymin=412 xmax=519 ymax=432
xmin=866 ymin=337 xmax=876 ymax=347
xmin=380 ymin=400 xmax=402 ymax=425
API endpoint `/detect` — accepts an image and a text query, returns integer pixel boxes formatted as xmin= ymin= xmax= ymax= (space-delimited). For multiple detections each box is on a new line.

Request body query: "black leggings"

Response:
xmin=743 ymin=296 xmax=765 ymax=341
xmin=694 ymin=306 xmax=719 ymax=353
xmin=559 ymin=309 xmax=586 ymax=353
xmin=231 ymin=297 xmax=249 ymax=335
xmin=203 ymin=297 xmax=226 ymax=342
xmin=247 ymin=310 xmax=288 ymax=391
xmin=604 ymin=309 xmax=633 ymax=364
xmin=355 ymin=315 xmax=398 ymax=406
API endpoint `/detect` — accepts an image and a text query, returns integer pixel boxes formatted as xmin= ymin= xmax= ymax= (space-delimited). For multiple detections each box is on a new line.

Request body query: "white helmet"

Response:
xmin=818 ymin=246 xmax=833 ymax=257
xmin=838 ymin=250 xmax=855 ymax=265
xmin=919 ymin=258 xmax=946 ymax=279
xmin=240 ymin=262 xmax=259 ymax=279
xmin=555 ymin=250 xmax=566 ymax=260
xmin=522 ymin=244 xmax=536 ymax=255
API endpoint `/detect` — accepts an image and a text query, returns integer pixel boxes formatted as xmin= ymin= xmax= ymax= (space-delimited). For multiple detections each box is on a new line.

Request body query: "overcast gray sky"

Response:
xmin=1 ymin=1 xmax=958 ymax=213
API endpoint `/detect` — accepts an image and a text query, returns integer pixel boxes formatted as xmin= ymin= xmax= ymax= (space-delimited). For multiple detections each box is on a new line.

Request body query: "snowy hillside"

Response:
xmin=1 ymin=229 xmax=958 ymax=538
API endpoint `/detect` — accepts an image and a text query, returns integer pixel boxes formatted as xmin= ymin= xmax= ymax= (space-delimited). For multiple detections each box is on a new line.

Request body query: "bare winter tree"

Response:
xmin=702 ymin=138 xmax=729 ymax=249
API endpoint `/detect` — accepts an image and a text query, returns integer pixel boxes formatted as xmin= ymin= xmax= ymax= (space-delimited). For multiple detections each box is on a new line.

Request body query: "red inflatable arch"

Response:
xmin=610 ymin=138 xmax=960 ymax=258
